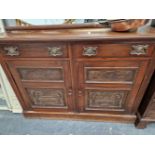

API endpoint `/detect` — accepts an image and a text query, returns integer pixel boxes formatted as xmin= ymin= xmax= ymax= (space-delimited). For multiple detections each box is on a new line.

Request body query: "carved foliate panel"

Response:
xmin=18 ymin=68 xmax=63 ymax=81
xmin=27 ymin=88 xmax=65 ymax=107
xmin=85 ymin=68 xmax=137 ymax=83
xmin=86 ymin=90 xmax=127 ymax=109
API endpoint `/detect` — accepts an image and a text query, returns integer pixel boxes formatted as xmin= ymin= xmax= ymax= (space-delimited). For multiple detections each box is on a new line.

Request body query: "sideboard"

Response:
xmin=0 ymin=24 xmax=155 ymax=124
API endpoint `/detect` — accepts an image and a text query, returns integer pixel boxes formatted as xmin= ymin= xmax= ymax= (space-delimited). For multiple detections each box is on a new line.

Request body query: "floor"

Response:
xmin=0 ymin=111 xmax=155 ymax=135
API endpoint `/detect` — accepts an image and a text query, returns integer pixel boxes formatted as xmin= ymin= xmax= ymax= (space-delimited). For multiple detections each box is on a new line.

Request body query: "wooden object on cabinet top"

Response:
xmin=0 ymin=25 xmax=155 ymax=43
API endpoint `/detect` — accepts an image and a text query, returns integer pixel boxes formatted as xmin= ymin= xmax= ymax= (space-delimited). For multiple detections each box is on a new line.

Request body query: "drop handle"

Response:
xmin=130 ymin=45 xmax=149 ymax=55
xmin=48 ymin=46 xmax=63 ymax=56
xmin=3 ymin=46 xmax=19 ymax=56
xmin=83 ymin=46 xmax=98 ymax=56
xmin=68 ymin=89 xmax=73 ymax=96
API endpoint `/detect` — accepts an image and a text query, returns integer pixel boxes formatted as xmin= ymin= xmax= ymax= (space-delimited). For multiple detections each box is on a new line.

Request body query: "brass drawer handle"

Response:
xmin=3 ymin=46 xmax=19 ymax=56
xmin=48 ymin=47 xmax=63 ymax=56
xmin=83 ymin=47 xmax=98 ymax=56
xmin=130 ymin=45 xmax=149 ymax=55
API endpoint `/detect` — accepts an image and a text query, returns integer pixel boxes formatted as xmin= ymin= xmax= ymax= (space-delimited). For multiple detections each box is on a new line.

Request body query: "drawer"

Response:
xmin=0 ymin=43 xmax=68 ymax=58
xmin=72 ymin=43 xmax=153 ymax=58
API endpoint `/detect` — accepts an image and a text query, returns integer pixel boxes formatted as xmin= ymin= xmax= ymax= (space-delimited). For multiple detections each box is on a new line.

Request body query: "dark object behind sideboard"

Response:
xmin=151 ymin=19 xmax=155 ymax=27
xmin=135 ymin=71 xmax=155 ymax=128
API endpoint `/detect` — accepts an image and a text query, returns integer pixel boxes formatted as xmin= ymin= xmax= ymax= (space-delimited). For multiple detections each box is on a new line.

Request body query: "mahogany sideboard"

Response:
xmin=0 ymin=25 xmax=155 ymax=124
xmin=136 ymin=70 xmax=155 ymax=128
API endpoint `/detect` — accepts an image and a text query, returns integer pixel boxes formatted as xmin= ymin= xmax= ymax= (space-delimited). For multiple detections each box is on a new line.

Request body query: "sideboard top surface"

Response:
xmin=0 ymin=25 xmax=155 ymax=43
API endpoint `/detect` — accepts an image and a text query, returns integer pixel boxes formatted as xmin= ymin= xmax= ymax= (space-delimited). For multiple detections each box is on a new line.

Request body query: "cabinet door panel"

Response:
xmin=27 ymin=88 xmax=66 ymax=108
xmin=85 ymin=89 xmax=128 ymax=110
xmin=18 ymin=68 xmax=64 ymax=82
xmin=77 ymin=60 xmax=148 ymax=113
xmin=85 ymin=67 xmax=137 ymax=84
xmin=6 ymin=60 xmax=74 ymax=112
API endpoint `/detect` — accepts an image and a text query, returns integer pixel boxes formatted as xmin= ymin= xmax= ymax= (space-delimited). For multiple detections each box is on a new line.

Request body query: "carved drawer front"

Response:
xmin=27 ymin=88 xmax=66 ymax=108
xmin=85 ymin=89 xmax=128 ymax=111
xmin=0 ymin=43 xmax=68 ymax=58
xmin=73 ymin=43 xmax=153 ymax=58
xmin=18 ymin=68 xmax=64 ymax=82
xmin=85 ymin=68 xmax=137 ymax=84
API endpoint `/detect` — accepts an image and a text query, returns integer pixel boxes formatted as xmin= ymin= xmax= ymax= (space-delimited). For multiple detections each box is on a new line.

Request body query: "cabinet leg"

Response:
xmin=135 ymin=118 xmax=147 ymax=129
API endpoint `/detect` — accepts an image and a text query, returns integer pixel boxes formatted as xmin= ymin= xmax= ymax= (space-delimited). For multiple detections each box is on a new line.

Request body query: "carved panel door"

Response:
xmin=6 ymin=60 xmax=74 ymax=112
xmin=76 ymin=60 xmax=148 ymax=114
